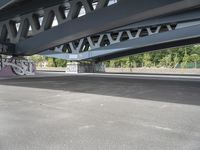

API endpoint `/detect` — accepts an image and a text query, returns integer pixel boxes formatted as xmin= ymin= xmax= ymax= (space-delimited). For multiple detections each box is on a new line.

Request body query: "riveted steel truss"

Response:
xmin=1 ymin=0 xmax=200 ymax=62
xmin=41 ymin=21 xmax=200 ymax=61
xmin=8 ymin=0 xmax=200 ymax=56
xmin=0 ymin=0 xmax=118 ymax=43
xmin=50 ymin=24 xmax=177 ymax=54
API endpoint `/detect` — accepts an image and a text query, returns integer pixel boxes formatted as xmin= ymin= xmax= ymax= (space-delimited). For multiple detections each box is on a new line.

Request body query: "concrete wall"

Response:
xmin=37 ymin=67 xmax=200 ymax=75
xmin=105 ymin=68 xmax=200 ymax=75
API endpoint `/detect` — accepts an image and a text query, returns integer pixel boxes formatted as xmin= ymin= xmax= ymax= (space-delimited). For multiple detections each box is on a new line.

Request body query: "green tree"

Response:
xmin=173 ymin=53 xmax=180 ymax=68
xmin=143 ymin=53 xmax=152 ymax=67
xmin=181 ymin=49 xmax=190 ymax=68
xmin=159 ymin=54 xmax=172 ymax=68
xmin=190 ymin=54 xmax=199 ymax=68
xmin=102 ymin=45 xmax=200 ymax=69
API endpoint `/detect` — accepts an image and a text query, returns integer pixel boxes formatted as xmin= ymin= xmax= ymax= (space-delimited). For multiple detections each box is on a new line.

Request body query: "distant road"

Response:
xmin=1 ymin=71 xmax=200 ymax=81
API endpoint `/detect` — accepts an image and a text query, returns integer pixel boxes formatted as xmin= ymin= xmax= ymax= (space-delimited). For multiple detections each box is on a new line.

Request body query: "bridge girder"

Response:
xmin=0 ymin=0 xmax=200 ymax=61
xmin=15 ymin=0 xmax=200 ymax=56
xmin=40 ymin=22 xmax=200 ymax=61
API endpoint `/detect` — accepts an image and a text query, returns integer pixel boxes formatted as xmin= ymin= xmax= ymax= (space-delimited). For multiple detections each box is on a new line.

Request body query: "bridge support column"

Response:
xmin=0 ymin=56 xmax=35 ymax=77
xmin=66 ymin=61 xmax=105 ymax=74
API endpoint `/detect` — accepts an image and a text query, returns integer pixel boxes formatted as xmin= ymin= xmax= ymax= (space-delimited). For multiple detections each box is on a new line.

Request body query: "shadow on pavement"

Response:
xmin=0 ymin=75 xmax=200 ymax=106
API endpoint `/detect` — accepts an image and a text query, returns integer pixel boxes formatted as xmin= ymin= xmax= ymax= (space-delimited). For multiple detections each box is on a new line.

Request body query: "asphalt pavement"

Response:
xmin=0 ymin=73 xmax=200 ymax=150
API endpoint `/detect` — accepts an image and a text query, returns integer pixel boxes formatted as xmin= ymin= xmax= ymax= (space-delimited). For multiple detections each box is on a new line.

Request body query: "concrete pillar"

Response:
xmin=0 ymin=56 xmax=35 ymax=77
xmin=66 ymin=61 xmax=105 ymax=74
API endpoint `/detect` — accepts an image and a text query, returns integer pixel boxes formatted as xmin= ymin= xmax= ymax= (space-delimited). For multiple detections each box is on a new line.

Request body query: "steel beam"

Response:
xmin=92 ymin=24 xmax=200 ymax=61
xmin=0 ymin=0 xmax=16 ymax=10
xmin=114 ymin=8 xmax=200 ymax=31
xmin=0 ymin=0 xmax=112 ymax=45
xmin=15 ymin=0 xmax=200 ymax=56
xmin=40 ymin=23 xmax=200 ymax=61
xmin=42 ymin=10 xmax=200 ymax=57
xmin=0 ymin=42 xmax=15 ymax=55
xmin=0 ymin=0 xmax=67 ymax=22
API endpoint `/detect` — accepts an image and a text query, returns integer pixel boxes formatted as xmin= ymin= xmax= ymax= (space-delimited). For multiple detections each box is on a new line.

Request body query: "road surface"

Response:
xmin=0 ymin=73 xmax=200 ymax=150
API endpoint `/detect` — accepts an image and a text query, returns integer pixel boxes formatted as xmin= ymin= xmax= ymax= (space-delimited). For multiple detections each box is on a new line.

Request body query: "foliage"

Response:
xmin=105 ymin=45 xmax=200 ymax=68
xmin=30 ymin=55 xmax=67 ymax=67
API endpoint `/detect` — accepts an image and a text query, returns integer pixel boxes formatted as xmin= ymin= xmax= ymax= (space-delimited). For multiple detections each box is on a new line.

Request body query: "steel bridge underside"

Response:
xmin=1 ymin=0 xmax=200 ymax=61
